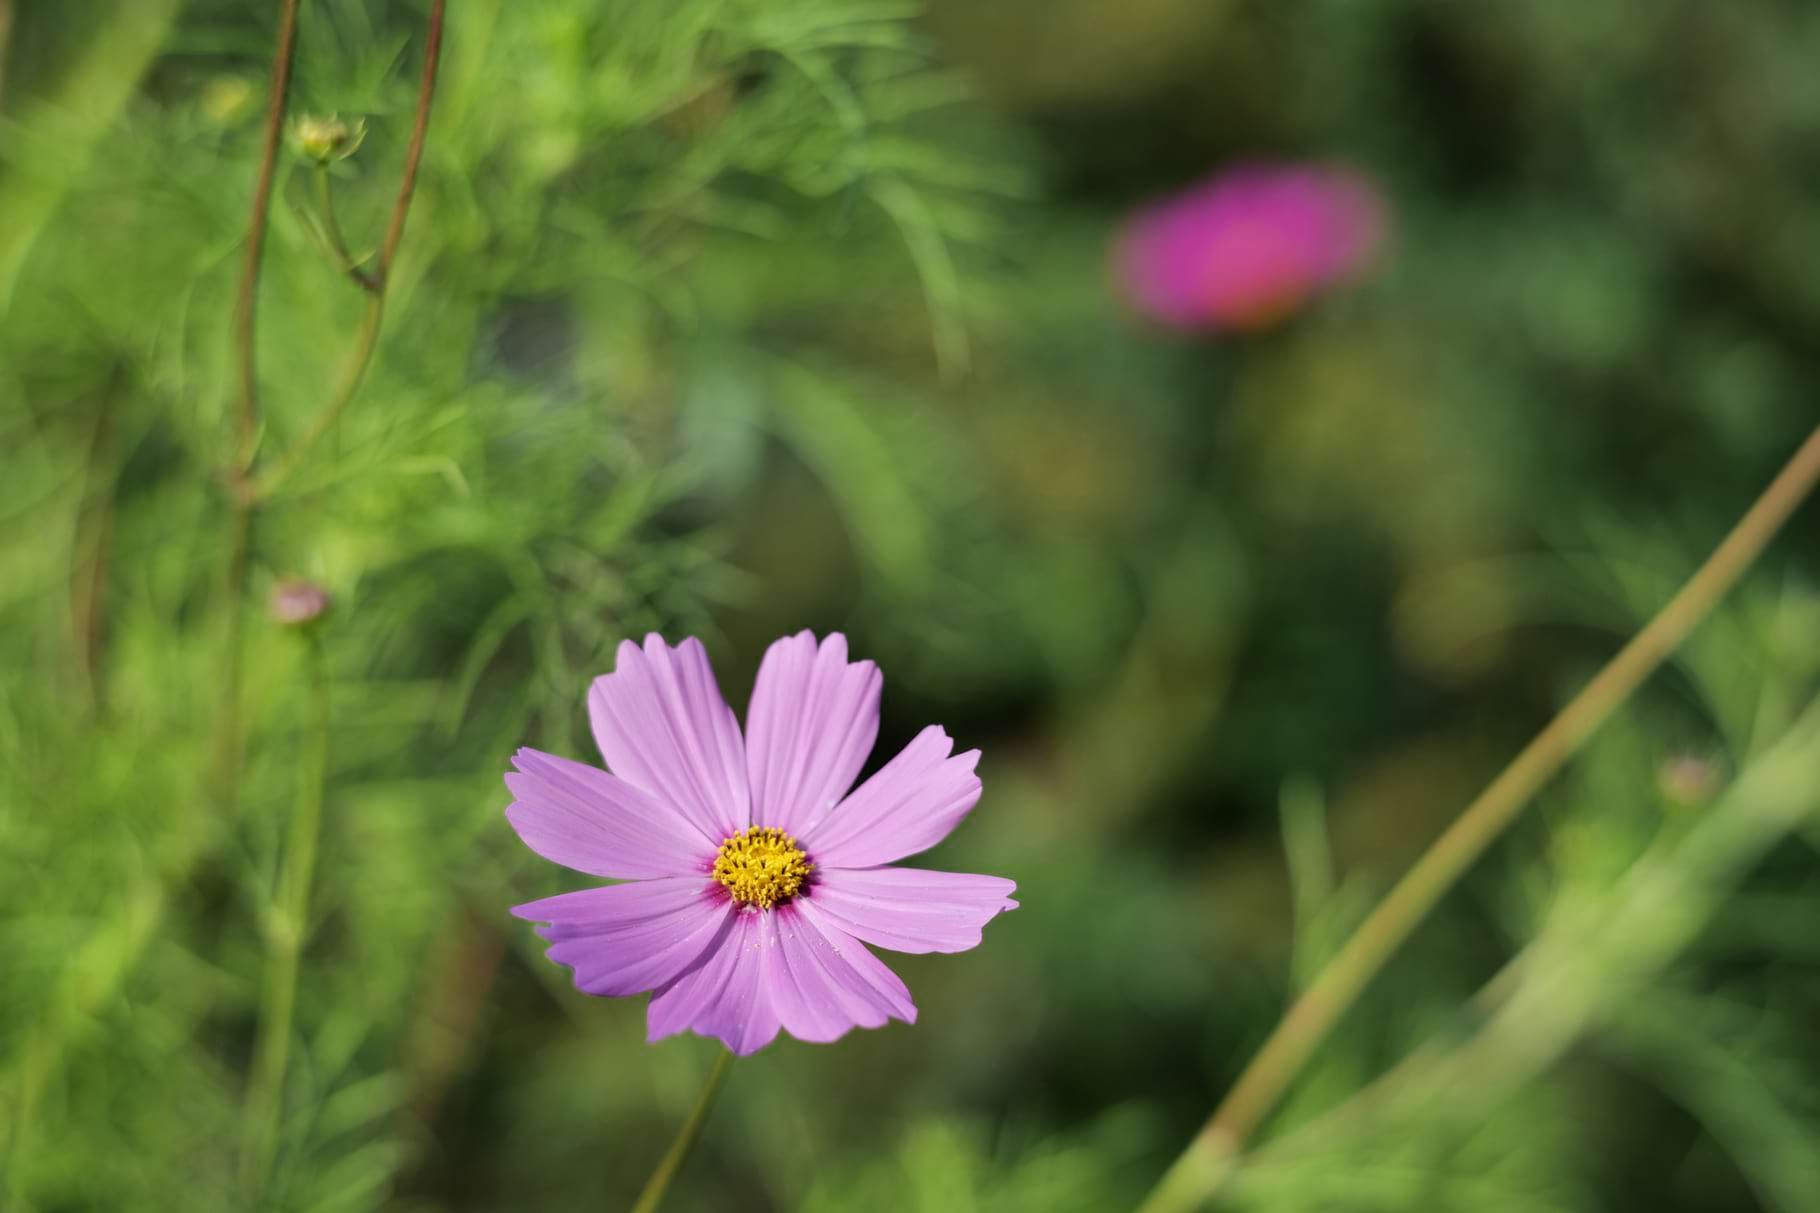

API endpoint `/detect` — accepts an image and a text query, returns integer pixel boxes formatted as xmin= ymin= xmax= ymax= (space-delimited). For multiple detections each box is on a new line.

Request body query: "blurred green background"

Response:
xmin=6 ymin=1 xmax=1820 ymax=1210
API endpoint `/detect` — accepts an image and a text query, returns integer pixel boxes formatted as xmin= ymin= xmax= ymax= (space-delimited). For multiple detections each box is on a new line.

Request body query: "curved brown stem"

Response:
xmin=0 ymin=0 xmax=15 ymax=114
xmin=376 ymin=0 xmax=444 ymax=284
xmin=231 ymin=0 xmax=302 ymax=480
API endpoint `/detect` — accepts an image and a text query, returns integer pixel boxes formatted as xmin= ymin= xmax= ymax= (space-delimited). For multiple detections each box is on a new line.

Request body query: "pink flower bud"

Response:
xmin=269 ymin=578 xmax=332 ymax=627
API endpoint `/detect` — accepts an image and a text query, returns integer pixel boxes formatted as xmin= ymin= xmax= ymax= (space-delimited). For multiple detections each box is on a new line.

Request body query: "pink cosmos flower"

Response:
xmin=505 ymin=631 xmax=1018 ymax=1054
xmin=1115 ymin=161 xmax=1384 ymax=333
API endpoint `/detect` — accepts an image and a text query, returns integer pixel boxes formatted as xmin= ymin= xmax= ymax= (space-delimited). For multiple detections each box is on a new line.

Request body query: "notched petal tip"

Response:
xmin=502 ymin=747 xmax=537 ymax=791
xmin=804 ymin=725 xmax=983 ymax=868
xmin=588 ymin=632 xmax=749 ymax=841
xmin=508 ymin=893 xmax=551 ymax=923
xmin=745 ymin=629 xmax=885 ymax=837
xmin=802 ymin=867 xmax=1017 ymax=955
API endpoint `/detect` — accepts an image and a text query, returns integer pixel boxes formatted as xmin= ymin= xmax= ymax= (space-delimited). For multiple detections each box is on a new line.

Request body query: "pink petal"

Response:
xmin=744 ymin=631 xmax=882 ymax=837
xmin=761 ymin=911 xmax=858 ymax=1043
xmin=505 ymin=748 xmax=714 ymax=879
xmin=804 ymin=726 xmax=981 ymax=868
xmin=766 ymin=902 xmax=915 ymax=1042
xmin=804 ymin=866 xmax=1017 ymax=954
xmin=589 ymin=635 xmax=750 ymax=844
xmin=512 ymin=878 xmax=731 ymax=996
xmin=791 ymin=898 xmax=917 ymax=1024
xmin=646 ymin=910 xmax=782 ymax=1055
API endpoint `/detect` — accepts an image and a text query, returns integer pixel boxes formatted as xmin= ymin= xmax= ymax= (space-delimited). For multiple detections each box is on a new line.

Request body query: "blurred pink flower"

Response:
xmin=1115 ymin=162 xmax=1385 ymax=333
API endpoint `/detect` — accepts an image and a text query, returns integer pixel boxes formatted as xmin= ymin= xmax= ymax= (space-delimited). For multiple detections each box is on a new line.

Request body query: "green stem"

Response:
xmin=1135 ymin=419 xmax=1820 ymax=1213
xmin=240 ymin=632 xmax=332 ymax=1197
xmin=1242 ymin=694 xmax=1820 ymax=1183
xmin=212 ymin=0 xmax=300 ymax=816
xmin=211 ymin=501 xmax=253 ymax=812
xmin=254 ymin=293 xmax=385 ymax=497
xmin=253 ymin=0 xmax=444 ymax=500
xmin=628 ymin=1051 xmax=734 ymax=1213
xmin=314 ymin=166 xmax=379 ymax=290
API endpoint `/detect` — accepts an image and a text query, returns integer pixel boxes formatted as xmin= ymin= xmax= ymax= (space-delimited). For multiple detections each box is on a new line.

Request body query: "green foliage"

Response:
xmin=5 ymin=1 xmax=1820 ymax=1212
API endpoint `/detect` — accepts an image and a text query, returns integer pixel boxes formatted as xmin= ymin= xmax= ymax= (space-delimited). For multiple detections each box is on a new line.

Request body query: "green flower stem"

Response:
xmin=256 ymin=292 xmax=385 ymax=497
xmin=240 ymin=632 xmax=332 ymax=1197
xmin=1240 ymin=694 xmax=1820 ymax=1183
xmin=314 ymin=166 xmax=378 ymax=290
xmin=1136 ymin=419 xmax=1820 ymax=1213
xmin=223 ymin=0 xmax=443 ymax=1195
xmin=254 ymin=0 xmax=444 ymax=500
xmin=212 ymin=0 xmax=300 ymax=817
xmin=629 ymin=1051 xmax=734 ymax=1213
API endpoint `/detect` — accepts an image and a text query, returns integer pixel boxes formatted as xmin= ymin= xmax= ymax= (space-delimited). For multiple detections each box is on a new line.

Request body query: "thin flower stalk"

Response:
xmin=241 ymin=633 xmax=332 ymax=1195
xmin=1136 ymin=418 xmax=1820 ymax=1213
xmin=217 ymin=0 xmax=444 ymax=810
xmin=1239 ymin=693 xmax=1820 ymax=1186
xmin=314 ymin=166 xmax=378 ymax=291
xmin=221 ymin=0 xmax=445 ymax=1192
xmin=628 ymin=1051 xmax=734 ymax=1213
xmin=230 ymin=0 xmax=301 ymax=482
xmin=212 ymin=0 xmax=300 ymax=815
xmin=256 ymin=0 xmax=445 ymax=499
xmin=0 ymin=0 xmax=14 ymax=113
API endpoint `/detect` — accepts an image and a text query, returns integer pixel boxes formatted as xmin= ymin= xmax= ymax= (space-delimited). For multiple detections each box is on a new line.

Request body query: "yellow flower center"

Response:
xmin=713 ymin=826 xmax=812 ymax=909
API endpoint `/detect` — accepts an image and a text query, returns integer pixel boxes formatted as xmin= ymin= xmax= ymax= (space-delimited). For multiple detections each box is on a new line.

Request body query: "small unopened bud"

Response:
xmin=1657 ymin=754 xmax=1719 ymax=808
xmin=291 ymin=113 xmax=366 ymax=164
xmin=269 ymin=578 xmax=332 ymax=627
